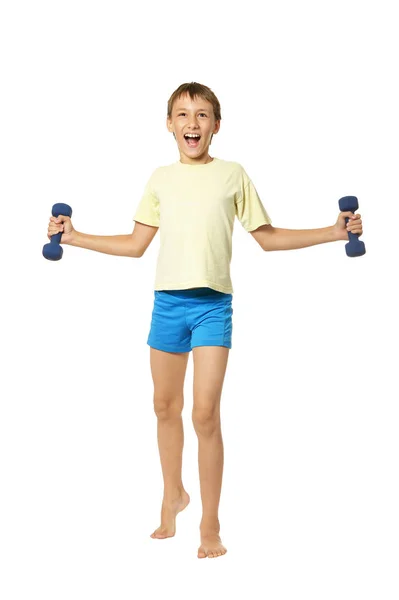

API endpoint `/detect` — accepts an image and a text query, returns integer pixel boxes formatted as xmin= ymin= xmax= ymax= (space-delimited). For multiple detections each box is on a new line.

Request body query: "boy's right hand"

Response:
xmin=47 ymin=215 xmax=75 ymax=244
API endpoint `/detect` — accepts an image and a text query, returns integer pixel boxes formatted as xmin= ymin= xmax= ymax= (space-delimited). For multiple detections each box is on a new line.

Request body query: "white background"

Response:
xmin=1 ymin=0 xmax=398 ymax=598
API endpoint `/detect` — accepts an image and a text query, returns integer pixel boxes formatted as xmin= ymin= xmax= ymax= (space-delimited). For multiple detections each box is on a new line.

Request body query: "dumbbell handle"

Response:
xmin=48 ymin=228 xmax=63 ymax=246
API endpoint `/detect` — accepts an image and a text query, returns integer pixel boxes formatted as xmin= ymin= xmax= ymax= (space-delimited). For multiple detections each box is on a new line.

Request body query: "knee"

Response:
xmin=192 ymin=406 xmax=220 ymax=437
xmin=153 ymin=395 xmax=183 ymax=421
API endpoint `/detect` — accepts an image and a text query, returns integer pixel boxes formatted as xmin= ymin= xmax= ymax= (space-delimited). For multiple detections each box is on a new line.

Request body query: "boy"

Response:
xmin=47 ymin=81 xmax=363 ymax=559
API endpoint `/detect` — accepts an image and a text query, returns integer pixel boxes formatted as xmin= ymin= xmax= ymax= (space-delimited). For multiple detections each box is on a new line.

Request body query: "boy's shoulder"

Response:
xmin=216 ymin=158 xmax=246 ymax=172
xmin=212 ymin=159 xmax=249 ymax=182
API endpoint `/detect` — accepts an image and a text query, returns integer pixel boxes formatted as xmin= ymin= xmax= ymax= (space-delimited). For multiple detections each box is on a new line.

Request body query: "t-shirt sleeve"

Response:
xmin=235 ymin=169 xmax=272 ymax=232
xmin=133 ymin=171 xmax=160 ymax=227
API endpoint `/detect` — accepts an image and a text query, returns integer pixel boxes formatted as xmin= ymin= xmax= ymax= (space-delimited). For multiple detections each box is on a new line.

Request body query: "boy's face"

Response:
xmin=167 ymin=93 xmax=220 ymax=164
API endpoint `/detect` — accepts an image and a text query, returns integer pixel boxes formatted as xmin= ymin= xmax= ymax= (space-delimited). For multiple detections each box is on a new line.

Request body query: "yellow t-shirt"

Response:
xmin=133 ymin=157 xmax=272 ymax=294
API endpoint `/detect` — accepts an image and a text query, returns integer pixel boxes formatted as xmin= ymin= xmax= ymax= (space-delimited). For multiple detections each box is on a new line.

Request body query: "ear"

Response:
xmin=213 ymin=120 xmax=221 ymax=134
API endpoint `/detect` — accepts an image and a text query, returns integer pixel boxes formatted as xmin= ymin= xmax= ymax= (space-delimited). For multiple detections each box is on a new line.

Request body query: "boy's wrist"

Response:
xmin=329 ymin=224 xmax=343 ymax=242
xmin=332 ymin=224 xmax=349 ymax=242
xmin=65 ymin=229 xmax=80 ymax=246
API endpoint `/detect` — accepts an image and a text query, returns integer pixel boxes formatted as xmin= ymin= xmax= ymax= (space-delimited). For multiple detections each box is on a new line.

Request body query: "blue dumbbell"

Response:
xmin=42 ymin=203 xmax=73 ymax=261
xmin=338 ymin=196 xmax=366 ymax=257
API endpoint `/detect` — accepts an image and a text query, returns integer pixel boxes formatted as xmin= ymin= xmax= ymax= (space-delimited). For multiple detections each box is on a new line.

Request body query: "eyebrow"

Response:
xmin=175 ymin=107 xmax=210 ymax=111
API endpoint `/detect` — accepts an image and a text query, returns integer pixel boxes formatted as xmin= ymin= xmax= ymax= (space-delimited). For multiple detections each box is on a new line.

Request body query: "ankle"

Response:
xmin=200 ymin=516 xmax=220 ymax=533
xmin=163 ymin=486 xmax=185 ymax=502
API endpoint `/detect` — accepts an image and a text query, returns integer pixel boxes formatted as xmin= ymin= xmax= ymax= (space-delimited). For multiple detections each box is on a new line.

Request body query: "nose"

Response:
xmin=187 ymin=116 xmax=200 ymax=129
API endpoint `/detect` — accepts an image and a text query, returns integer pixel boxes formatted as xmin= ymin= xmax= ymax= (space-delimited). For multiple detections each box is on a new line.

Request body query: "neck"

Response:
xmin=179 ymin=152 xmax=213 ymax=165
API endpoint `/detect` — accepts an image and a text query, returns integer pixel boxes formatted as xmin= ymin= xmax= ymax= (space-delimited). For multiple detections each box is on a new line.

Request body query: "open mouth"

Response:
xmin=184 ymin=134 xmax=201 ymax=148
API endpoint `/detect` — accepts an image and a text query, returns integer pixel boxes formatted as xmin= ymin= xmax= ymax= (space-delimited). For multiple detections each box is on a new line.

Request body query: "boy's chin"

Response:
xmin=179 ymin=145 xmax=210 ymax=157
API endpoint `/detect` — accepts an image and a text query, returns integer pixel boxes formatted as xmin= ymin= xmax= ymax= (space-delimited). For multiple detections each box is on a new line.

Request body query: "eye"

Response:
xmin=177 ymin=112 xmax=208 ymax=117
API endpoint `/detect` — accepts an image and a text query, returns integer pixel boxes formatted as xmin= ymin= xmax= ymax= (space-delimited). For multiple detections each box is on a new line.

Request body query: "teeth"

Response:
xmin=185 ymin=134 xmax=200 ymax=138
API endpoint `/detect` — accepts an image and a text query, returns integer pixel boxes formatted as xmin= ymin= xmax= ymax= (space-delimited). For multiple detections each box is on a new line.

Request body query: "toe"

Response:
xmin=151 ymin=531 xmax=165 ymax=539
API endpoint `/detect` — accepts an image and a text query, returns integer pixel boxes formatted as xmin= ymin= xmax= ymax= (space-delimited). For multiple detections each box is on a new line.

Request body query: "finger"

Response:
xmin=347 ymin=220 xmax=362 ymax=230
xmin=347 ymin=218 xmax=362 ymax=227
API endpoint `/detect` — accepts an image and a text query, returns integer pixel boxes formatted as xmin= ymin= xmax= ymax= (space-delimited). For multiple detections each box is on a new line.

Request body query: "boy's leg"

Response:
xmin=192 ymin=345 xmax=230 ymax=558
xmin=149 ymin=347 xmax=190 ymax=539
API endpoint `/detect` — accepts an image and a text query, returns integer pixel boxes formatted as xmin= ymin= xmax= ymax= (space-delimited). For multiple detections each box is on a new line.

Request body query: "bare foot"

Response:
xmin=197 ymin=532 xmax=227 ymax=558
xmin=150 ymin=490 xmax=190 ymax=539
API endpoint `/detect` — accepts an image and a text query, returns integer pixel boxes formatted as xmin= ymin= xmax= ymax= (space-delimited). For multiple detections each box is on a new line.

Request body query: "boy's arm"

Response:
xmin=250 ymin=212 xmax=362 ymax=251
xmin=67 ymin=221 xmax=159 ymax=257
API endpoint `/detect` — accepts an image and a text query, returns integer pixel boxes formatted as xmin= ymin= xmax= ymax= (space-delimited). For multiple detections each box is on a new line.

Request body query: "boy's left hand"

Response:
xmin=333 ymin=211 xmax=363 ymax=241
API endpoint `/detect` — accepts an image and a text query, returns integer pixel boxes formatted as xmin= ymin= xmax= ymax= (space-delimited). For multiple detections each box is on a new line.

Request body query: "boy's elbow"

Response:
xmin=131 ymin=246 xmax=144 ymax=258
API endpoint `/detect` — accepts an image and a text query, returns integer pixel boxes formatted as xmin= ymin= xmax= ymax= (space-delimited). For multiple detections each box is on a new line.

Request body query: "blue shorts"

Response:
xmin=147 ymin=287 xmax=233 ymax=353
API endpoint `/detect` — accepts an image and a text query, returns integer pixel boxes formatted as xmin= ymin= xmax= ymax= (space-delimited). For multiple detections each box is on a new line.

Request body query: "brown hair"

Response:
xmin=167 ymin=82 xmax=222 ymax=122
